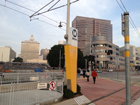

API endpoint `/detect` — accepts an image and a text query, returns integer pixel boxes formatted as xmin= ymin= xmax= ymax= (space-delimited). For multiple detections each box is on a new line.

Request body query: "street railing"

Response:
xmin=0 ymin=72 xmax=64 ymax=105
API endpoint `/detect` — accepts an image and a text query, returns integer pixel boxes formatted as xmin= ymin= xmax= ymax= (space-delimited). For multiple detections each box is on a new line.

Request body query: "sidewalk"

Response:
xmin=54 ymin=77 xmax=140 ymax=105
xmin=78 ymin=77 xmax=140 ymax=105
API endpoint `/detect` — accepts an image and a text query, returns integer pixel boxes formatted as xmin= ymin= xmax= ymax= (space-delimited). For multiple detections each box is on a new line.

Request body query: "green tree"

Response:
xmin=47 ymin=45 xmax=64 ymax=68
xmin=13 ymin=57 xmax=23 ymax=62
xmin=47 ymin=45 xmax=85 ymax=69
xmin=77 ymin=48 xmax=85 ymax=68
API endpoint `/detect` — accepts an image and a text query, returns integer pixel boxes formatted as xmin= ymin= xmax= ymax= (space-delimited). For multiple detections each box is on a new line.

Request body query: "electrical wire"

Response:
xmin=119 ymin=0 xmax=140 ymax=36
xmin=5 ymin=0 xmax=80 ymax=26
xmin=5 ymin=0 xmax=60 ymax=24
xmin=117 ymin=0 xmax=140 ymax=37
xmin=0 ymin=4 xmax=66 ymax=31
xmin=31 ymin=0 xmax=79 ymax=16
xmin=116 ymin=0 xmax=125 ymax=12
xmin=0 ymin=4 xmax=29 ymax=16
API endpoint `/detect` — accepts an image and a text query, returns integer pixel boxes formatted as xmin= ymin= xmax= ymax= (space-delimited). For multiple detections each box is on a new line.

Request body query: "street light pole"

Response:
xmin=59 ymin=48 xmax=61 ymax=72
xmin=65 ymin=0 xmax=70 ymax=44
xmin=90 ymin=35 xmax=92 ymax=76
xmin=85 ymin=59 xmax=87 ymax=70
xmin=124 ymin=12 xmax=131 ymax=105
xmin=64 ymin=0 xmax=70 ymax=85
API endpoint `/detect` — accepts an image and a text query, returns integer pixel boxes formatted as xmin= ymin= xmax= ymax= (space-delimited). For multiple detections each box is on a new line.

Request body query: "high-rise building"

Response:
xmin=21 ymin=35 xmax=39 ymax=62
xmin=40 ymin=48 xmax=49 ymax=60
xmin=72 ymin=16 xmax=112 ymax=53
xmin=0 ymin=46 xmax=16 ymax=62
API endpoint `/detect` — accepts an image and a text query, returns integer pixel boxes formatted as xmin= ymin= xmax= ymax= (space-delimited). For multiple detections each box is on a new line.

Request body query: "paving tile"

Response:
xmin=77 ymin=78 xmax=140 ymax=105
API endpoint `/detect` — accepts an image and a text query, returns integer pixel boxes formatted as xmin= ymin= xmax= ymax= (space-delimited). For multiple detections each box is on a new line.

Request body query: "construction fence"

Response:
xmin=0 ymin=72 xmax=64 ymax=105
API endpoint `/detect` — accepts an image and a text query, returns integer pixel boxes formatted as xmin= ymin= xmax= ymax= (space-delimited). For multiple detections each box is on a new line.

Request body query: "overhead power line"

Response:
xmin=119 ymin=0 xmax=140 ymax=36
xmin=116 ymin=0 xmax=125 ymax=12
xmin=5 ymin=0 xmax=60 ymax=24
xmin=30 ymin=0 xmax=79 ymax=17
xmin=0 ymin=4 xmax=66 ymax=31
xmin=116 ymin=0 xmax=140 ymax=37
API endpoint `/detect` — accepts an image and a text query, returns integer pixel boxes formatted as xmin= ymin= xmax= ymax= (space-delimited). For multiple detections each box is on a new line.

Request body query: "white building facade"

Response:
xmin=40 ymin=48 xmax=49 ymax=60
xmin=120 ymin=45 xmax=140 ymax=70
xmin=0 ymin=46 xmax=16 ymax=62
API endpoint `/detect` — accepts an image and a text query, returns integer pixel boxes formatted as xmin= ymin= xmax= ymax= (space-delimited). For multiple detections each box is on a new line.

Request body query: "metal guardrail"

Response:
xmin=0 ymin=72 xmax=64 ymax=105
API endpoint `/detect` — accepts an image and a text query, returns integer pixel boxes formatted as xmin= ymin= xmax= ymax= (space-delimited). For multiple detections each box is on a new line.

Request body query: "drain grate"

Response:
xmin=74 ymin=95 xmax=95 ymax=105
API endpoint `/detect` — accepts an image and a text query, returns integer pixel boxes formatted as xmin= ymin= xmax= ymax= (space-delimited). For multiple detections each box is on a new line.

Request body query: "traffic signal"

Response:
xmin=106 ymin=50 xmax=113 ymax=55
xmin=89 ymin=55 xmax=95 ymax=62
xmin=110 ymin=57 xmax=113 ymax=60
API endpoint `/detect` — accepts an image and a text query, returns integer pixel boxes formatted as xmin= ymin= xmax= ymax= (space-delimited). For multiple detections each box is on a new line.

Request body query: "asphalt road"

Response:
xmin=97 ymin=71 xmax=140 ymax=83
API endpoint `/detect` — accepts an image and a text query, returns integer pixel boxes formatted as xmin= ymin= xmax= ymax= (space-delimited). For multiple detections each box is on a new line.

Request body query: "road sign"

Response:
xmin=130 ymin=63 xmax=133 ymax=67
xmin=49 ymin=81 xmax=56 ymax=90
xmin=44 ymin=73 xmax=47 ymax=77
xmin=37 ymin=83 xmax=47 ymax=90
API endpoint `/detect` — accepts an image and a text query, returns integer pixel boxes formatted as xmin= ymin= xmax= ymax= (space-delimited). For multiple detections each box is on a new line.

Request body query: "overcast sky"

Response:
xmin=0 ymin=0 xmax=140 ymax=56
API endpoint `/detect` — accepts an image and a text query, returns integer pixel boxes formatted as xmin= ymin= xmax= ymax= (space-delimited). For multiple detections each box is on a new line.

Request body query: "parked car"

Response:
xmin=107 ymin=69 xmax=113 ymax=72
xmin=97 ymin=70 xmax=102 ymax=73
xmin=78 ymin=68 xmax=83 ymax=75
xmin=0 ymin=72 xmax=4 ymax=78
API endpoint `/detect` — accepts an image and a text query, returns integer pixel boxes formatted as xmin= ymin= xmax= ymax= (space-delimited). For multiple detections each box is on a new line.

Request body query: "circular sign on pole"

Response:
xmin=44 ymin=73 xmax=47 ymax=77
xmin=49 ymin=81 xmax=56 ymax=90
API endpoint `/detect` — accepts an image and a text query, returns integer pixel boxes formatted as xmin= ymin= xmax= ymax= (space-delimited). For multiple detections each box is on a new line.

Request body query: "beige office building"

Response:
xmin=40 ymin=48 xmax=49 ymax=60
xmin=84 ymin=36 xmax=125 ymax=70
xmin=72 ymin=16 xmax=112 ymax=53
xmin=21 ymin=35 xmax=39 ymax=62
xmin=0 ymin=46 xmax=16 ymax=62
xmin=120 ymin=45 xmax=140 ymax=70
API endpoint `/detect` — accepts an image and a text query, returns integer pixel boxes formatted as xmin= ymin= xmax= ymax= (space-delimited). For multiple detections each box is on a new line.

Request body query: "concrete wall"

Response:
xmin=0 ymin=46 xmax=16 ymax=62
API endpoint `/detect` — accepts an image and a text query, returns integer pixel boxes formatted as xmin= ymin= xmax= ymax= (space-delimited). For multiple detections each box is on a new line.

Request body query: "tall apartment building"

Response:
xmin=21 ymin=35 xmax=39 ymax=62
xmin=72 ymin=16 xmax=112 ymax=53
xmin=0 ymin=46 xmax=16 ymax=62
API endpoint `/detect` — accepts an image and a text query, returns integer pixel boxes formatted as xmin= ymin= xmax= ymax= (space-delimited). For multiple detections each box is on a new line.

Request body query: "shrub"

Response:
xmin=63 ymin=89 xmax=74 ymax=99
xmin=77 ymin=84 xmax=81 ymax=93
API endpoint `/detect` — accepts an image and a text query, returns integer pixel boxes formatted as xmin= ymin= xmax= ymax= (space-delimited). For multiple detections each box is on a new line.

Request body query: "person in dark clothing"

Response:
xmin=83 ymin=69 xmax=86 ymax=78
xmin=77 ymin=68 xmax=81 ymax=78
xmin=92 ymin=70 xmax=98 ymax=84
xmin=86 ymin=70 xmax=90 ymax=81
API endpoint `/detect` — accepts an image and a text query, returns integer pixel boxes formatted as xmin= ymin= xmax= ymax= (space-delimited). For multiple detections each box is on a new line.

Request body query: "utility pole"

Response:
xmin=59 ymin=48 xmax=61 ymax=72
xmin=65 ymin=0 xmax=70 ymax=44
xmin=122 ymin=12 xmax=131 ymax=105
xmin=85 ymin=59 xmax=87 ymax=70
xmin=116 ymin=55 xmax=119 ymax=80
xmin=64 ymin=0 xmax=70 ymax=85
xmin=90 ymin=35 xmax=92 ymax=76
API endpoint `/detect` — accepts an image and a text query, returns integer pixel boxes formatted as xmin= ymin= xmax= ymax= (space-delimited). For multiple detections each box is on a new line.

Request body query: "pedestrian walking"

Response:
xmin=86 ymin=70 xmax=90 ymax=81
xmin=83 ymin=69 xmax=86 ymax=78
xmin=77 ymin=68 xmax=81 ymax=78
xmin=92 ymin=69 xmax=98 ymax=84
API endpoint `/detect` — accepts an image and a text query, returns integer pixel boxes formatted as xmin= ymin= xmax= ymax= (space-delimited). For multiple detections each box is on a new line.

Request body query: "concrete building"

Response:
xmin=84 ymin=36 xmax=125 ymax=70
xmin=120 ymin=45 xmax=140 ymax=70
xmin=21 ymin=35 xmax=39 ymax=62
xmin=72 ymin=16 xmax=125 ymax=70
xmin=72 ymin=16 xmax=112 ymax=53
xmin=0 ymin=46 xmax=16 ymax=62
xmin=40 ymin=48 xmax=49 ymax=60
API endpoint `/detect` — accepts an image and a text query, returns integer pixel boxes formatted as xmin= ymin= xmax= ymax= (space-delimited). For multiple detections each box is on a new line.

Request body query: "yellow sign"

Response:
xmin=130 ymin=63 xmax=133 ymax=67
xmin=65 ymin=45 xmax=77 ymax=93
